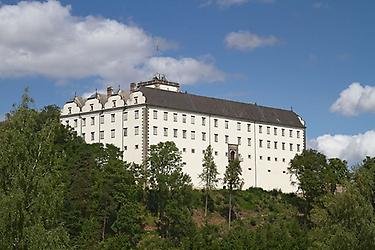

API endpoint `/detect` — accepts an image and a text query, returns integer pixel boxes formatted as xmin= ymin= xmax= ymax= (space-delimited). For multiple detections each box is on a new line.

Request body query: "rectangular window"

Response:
xmin=225 ymin=135 xmax=229 ymax=143
xmin=182 ymin=114 xmax=186 ymax=123
xmin=267 ymin=140 xmax=270 ymax=149
xmin=191 ymin=115 xmax=195 ymax=124
xmin=135 ymin=126 xmax=139 ymax=135
xmin=297 ymin=144 xmax=301 ymax=152
xmin=100 ymin=131 xmax=104 ymax=140
xmin=164 ymin=112 xmax=168 ymax=121
xmin=259 ymin=125 xmax=262 ymax=133
xmin=164 ymin=128 xmax=168 ymax=137
xmin=153 ymin=126 xmax=157 ymax=136
xmin=202 ymin=132 xmax=206 ymax=141
xmin=214 ymin=119 xmax=218 ymax=127
xmin=153 ymin=110 xmax=157 ymax=119
xmin=274 ymin=127 xmax=277 ymax=135
xmin=289 ymin=130 xmax=293 ymax=137
xmin=225 ymin=120 xmax=229 ymax=129
xmin=90 ymin=104 xmax=94 ymax=111
xmin=247 ymin=124 xmax=251 ymax=132
xmin=123 ymin=112 xmax=128 ymax=121
xmin=282 ymin=128 xmax=285 ymax=136
xmin=74 ymin=119 xmax=78 ymax=128
xmin=91 ymin=132 xmax=95 ymax=141
xmin=135 ymin=110 xmax=139 ymax=119
xmin=134 ymin=97 xmax=138 ymax=104
xmin=282 ymin=142 xmax=285 ymax=150
xmin=111 ymin=129 xmax=115 ymax=138
xmin=82 ymin=118 xmax=86 ymax=127
xmin=68 ymin=107 xmax=72 ymax=114
xmin=274 ymin=141 xmax=278 ymax=149
xmin=174 ymin=129 xmax=178 ymax=138
xmin=259 ymin=139 xmax=263 ymax=148
xmin=202 ymin=117 xmax=206 ymax=126
xmin=112 ymin=100 xmax=116 ymax=107
xmin=100 ymin=115 xmax=104 ymax=124
xmin=215 ymin=151 xmax=218 ymax=156
xmin=123 ymin=128 xmax=128 ymax=136
xmin=191 ymin=131 xmax=195 ymax=140
xmin=214 ymin=134 xmax=218 ymax=142
xmin=297 ymin=131 xmax=300 ymax=138
xmin=173 ymin=113 xmax=177 ymax=122
xmin=248 ymin=138 xmax=251 ymax=146
xmin=91 ymin=117 xmax=95 ymax=126
xmin=111 ymin=114 xmax=115 ymax=123
xmin=238 ymin=137 xmax=241 ymax=145
xmin=183 ymin=130 xmax=187 ymax=139
xmin=191 ymin=148 xmax=195 ymax=154
xmin=183 ymin=148 xmax=186 ymax=152
xmin=82 ymin=133 xmax=85 ymax=139
xmin=290 ymin=143 xmax=293 ymax=151
xmin=267 ymin=126 xmax=270 ymax=134
xmin=237 ymin=122 xmax=241 ymax=131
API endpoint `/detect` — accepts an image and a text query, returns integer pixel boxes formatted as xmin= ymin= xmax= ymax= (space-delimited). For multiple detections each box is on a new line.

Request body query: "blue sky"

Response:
xmin=0 ymin=0 xmax=374 ymax=163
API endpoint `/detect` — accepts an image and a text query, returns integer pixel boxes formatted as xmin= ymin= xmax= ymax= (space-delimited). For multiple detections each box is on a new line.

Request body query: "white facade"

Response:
xmin=61 ymin=78 xmax=305 ymax=193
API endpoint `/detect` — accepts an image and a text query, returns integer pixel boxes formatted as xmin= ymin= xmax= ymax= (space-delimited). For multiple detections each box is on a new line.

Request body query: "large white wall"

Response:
xmin=61 ymin=87 xmax=305 ymax=193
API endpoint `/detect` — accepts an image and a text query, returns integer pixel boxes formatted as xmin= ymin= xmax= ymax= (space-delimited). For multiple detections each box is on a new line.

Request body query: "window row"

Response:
xmin=258 ymin=140 xmax=301 ymax=152
xmin=258 ymin=125 xmax=301 ymax=138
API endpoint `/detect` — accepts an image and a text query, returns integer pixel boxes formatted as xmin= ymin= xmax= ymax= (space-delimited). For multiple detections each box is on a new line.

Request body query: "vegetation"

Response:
xmin=1 ymin=91 xmax=375 ymax=249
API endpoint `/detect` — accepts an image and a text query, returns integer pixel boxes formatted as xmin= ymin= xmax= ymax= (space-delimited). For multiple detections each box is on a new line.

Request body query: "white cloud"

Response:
xmin=224 ymin=31 xmax=279 ymax=51
xmin=0 ymin=0 xmax=225 ymax=86
xmin=310 ymin=130 xmax=375 ymax=165
xmin=330 ymin=83 xmax=375 ymax=116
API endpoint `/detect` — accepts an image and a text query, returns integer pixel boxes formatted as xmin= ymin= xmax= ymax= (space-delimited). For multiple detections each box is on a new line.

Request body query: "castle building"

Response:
xmin=61 ymin=75 xmax=306 ymax=192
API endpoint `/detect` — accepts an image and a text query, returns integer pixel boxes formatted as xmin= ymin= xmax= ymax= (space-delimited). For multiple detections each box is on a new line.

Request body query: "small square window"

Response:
xmin=135 ymin=145 xmax=139 ymax=149
xmin=267 ymin=156 xmax=271 ymax=161
xmin=191 ymin=148 xmax=195 ymax=153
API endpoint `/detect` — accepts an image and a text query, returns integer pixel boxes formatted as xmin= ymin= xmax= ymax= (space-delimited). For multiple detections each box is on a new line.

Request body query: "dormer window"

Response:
xmin=68 ymin=107 xmax=72 ymax=114
xmin=134 ymin=97 xmax=138 ymax=104
xmin=90 ymin=104 xmax=94 ymax=111
xmin=112 ymin=100 xmax=116 ymax=107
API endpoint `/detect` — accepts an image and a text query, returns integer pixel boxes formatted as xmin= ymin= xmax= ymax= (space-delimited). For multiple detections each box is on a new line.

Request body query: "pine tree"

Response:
xmin=199 ymin=145 xmax=219 ymax=218
xmin=223 ymin=158 xmax=243 ymax=229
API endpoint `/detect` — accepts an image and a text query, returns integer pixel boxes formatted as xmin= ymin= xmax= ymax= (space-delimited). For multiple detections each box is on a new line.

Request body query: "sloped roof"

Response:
xmin=140 ymin=87 xmax=305 ymax=128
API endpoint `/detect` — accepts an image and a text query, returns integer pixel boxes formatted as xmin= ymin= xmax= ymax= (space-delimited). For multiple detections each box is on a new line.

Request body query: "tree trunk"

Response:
xmin=204 ymin=192 xmax=208 ymax=218
xmin=102 ymin=216 xmax=106 ymax=241
xmin=228 ymin=192 xmax=232 ymax=230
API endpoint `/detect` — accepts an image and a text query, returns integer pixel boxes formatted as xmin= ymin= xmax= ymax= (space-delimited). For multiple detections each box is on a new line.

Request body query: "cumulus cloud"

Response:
xmin=0 ymin=0 xmax=225 ymax=85
xmin=330 ymin=83 xmax=375 ymax=116
xmin=310 ymin=130 xmax=375 ymax=165
xmin=224 ymin=31 xmax=279 ymax=51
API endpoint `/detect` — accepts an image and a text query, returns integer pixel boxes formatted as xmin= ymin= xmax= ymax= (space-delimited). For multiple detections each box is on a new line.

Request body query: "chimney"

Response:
xmin=107 ymin=86 xmax=113 ymax=97
xmin=130 ymin=82 xmax=137 ymax=92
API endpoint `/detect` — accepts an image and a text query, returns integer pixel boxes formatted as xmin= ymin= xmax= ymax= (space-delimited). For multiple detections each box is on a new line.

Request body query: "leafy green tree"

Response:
xmin=0 ymin=91 xmax=71 ymax=249
xmin=309 ymin=185 xmax=375 ymax=250
xmin=289 ymin=149 xmax=349 ymax=213
xmin=199 ymin=145 xmax=219 ymax=218
xmin=223 ymin=158 xmax=243 ymax=229
xmin=146 ymin=141 xmax=194 ymax=245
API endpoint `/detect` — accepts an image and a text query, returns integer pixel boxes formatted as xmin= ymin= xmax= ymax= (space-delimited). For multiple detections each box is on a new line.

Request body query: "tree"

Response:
xmin=146 ymin=141 xmax=194 ymax=245
xmin=0 ymin=91 xmax=71 ymax=248
xmin=199 ymin=145 xmax=219 ymax=218
xmin=223 ymin=158 xmax=243 ymax=229
xmin=288 ymin=149 xmax=349 ymax=213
